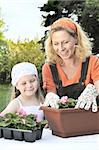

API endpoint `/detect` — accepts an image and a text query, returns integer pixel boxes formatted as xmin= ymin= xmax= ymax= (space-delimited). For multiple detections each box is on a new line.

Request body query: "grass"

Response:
xmin=0 ymin=84 xmax=12 ymax=112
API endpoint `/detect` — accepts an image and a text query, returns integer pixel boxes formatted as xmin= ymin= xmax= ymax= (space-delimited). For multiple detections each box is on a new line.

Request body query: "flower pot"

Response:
xmin=0 ymin=128 xmax=3 ymax=138
xmin=2 ymin=128 xmax=13 ymax=139
xmin=41 ymin=106 xmax=99 ymax=138
xmin=23 ymin=130 xmax=36 ymax=142
xmin=13 ymin=129 xmax=24 ymax=141
xmin=36 ymin=128 xmax=43 ymax=140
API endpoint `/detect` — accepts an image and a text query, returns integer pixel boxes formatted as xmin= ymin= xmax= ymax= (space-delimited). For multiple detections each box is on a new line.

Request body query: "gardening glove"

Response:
xmin=44 ymin=92 xmax=60 ymax=108
xmin=75 ymin=83 xmax=98 ymax=112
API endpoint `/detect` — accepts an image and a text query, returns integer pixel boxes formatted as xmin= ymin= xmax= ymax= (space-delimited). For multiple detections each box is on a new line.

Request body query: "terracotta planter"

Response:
xmin=41 ymin=106 xmax=99 ymax=138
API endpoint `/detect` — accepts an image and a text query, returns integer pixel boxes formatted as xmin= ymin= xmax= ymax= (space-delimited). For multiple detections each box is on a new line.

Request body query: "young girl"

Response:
xmin=1 ymin=62 xmax=44 ymax=121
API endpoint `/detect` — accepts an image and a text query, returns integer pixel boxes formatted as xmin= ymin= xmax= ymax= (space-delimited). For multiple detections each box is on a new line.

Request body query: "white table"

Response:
xmin=0 ymin=128 xmax=99 ymax=150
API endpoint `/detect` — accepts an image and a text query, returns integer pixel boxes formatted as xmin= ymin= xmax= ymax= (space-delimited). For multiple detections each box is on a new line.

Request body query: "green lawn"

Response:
xmin=0 ymin=84 xmax=12 ymax=112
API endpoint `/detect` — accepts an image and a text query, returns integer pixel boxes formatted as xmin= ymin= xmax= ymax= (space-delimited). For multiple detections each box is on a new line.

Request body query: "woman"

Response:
xmin=42 ymin=17 xmax=99 ymax=111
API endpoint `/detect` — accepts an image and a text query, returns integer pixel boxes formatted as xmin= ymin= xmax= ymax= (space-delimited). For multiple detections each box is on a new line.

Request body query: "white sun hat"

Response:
xmin=11 ymin=62 xmax=38 ymax=86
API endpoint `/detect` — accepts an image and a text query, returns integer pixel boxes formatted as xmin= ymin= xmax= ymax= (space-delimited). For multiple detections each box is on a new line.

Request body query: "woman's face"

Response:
xmin=51 ymin=30 xmax=77 ymax=60
xmin=16 ymin=75 xmax=38 ymax=97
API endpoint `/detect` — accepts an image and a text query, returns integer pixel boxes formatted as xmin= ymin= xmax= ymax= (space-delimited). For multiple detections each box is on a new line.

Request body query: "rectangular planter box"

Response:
xmin=41 ymin=106 xmax=99 ymax=138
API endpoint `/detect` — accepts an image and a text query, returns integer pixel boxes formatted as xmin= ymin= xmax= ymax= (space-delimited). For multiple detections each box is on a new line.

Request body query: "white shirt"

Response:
xmin=17 ymin=98 xmax=44 ymax=121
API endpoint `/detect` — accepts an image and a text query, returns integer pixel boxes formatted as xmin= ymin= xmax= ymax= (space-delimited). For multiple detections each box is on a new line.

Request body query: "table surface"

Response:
xmin=0 ymin=128 xmax=99 ymax=150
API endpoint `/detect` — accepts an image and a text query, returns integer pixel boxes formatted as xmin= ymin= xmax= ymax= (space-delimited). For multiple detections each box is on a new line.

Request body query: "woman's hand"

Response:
xmin=75 ymin=83 xmax=98 ymax=112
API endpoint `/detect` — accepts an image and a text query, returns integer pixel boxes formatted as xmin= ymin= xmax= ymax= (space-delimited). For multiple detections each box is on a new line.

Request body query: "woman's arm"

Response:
xmin=42 ymin=64 xmax=56 ymax=93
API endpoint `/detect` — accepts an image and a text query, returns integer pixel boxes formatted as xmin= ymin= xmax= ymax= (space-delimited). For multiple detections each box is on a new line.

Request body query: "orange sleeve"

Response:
xmin=42 ymin=63 xmax=56 ymax=93
xmin=86 ymin=55 xmax=99 ymax=83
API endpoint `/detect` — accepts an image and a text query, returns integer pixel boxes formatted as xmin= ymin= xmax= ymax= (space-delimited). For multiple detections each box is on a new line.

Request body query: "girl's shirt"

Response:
xmin=42 ymin=55 xmax=99 ymax=93
xmin=16 ymin=98 xmax=44 ymax=121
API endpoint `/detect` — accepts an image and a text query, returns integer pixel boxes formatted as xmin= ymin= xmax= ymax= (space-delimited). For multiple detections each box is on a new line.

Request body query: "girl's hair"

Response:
xmin=45 ymin=18 xmax=92 ymax=64
xmin=11 ymin=78 xmax=44 ymax=103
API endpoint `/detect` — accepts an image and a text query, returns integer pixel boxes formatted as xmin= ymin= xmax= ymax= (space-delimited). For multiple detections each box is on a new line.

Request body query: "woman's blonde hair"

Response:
xmin=45 ymin=18 xmax=92 ymax=64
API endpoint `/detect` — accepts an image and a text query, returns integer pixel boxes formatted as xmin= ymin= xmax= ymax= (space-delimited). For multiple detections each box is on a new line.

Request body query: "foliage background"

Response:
xmin=0 ymin=84 xmax=11 ymax=111
xmin=0 ymin=0 xmax=99 ymax=111
xmin=0 ymin=0 xmax=99 ymax=84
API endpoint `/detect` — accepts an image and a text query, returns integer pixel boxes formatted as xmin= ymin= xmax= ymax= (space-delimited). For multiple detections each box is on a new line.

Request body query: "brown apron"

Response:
xmin=49 ymin=57 xmax=99 ymax=105
xmin=50 ymin=57 xmax=89 ymax=99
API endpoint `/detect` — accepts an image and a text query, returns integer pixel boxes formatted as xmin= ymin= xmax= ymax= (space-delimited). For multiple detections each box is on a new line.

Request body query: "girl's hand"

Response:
xmin=44 ymin=123 xmax=49 ymax=128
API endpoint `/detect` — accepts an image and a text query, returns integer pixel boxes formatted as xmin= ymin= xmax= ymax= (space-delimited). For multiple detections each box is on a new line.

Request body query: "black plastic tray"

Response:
xmin=0 ymin=127 xmax=43 ymax=142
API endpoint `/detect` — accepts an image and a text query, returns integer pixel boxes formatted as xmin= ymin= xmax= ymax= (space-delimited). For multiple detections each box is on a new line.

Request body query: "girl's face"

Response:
xmin=16 ymin=75 xmax=38 ymax=97
xmin=52 ymin=30 xmax=77 ymax=60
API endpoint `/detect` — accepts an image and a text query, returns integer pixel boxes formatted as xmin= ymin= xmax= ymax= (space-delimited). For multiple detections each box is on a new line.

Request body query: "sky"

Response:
xmin=0 ymin=0 xmax=48 ymax=41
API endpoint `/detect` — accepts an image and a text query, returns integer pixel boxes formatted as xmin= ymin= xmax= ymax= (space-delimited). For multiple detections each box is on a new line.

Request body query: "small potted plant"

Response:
xmin=13 ymin=113 xmax=37 ymax=142
xmin=0 ymin=116 xmax=5 ymax=138
xmin=36 ymin=120 xmax=47 ymax=140
xmin=41 ymin=92 xmax=99 ymax=138
xmin=0 ymin=113 xmax=14 ymax=139
xmin=0 ymin=113 xmax=47 ymax=142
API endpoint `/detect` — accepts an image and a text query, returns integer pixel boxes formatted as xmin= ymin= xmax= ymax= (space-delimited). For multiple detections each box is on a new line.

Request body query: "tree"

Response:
xmin=0 ymin=18 xmax=9 ymax=83
xmin=0 ymin=18 xmax=5 ymax=40
xmin=40 ymin=0 xmax=85 ymax=26
xmin=81 ymin=0 xmax=99 ymax=53
xmin=39 ymin=0 xmax=99 ymax=54
xmin=6 ymin=39 xmax=45 ymax=83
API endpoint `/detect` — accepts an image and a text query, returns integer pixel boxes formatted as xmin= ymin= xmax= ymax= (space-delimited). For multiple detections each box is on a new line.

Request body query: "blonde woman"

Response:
xmin=42 ymin=17 xmax=99 ymax=112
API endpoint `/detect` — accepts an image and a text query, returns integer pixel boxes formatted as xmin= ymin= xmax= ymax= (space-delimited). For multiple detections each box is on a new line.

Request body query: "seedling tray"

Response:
xmin=0 ymin=127 xmax=43 ymax=142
